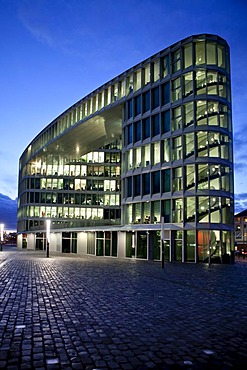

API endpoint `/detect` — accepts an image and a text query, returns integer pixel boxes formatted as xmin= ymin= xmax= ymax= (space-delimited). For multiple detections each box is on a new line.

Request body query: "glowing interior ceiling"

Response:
xmin=43 ymin=104 xmax=123 ymax=158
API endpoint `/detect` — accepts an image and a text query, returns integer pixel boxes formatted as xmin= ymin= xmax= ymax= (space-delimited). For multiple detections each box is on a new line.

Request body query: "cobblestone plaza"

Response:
xmin=0 ymin=246 xmax=246 ymax=369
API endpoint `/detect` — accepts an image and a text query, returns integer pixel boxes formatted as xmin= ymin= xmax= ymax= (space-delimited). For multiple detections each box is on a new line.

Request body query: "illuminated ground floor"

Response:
xmin=17 ymin=227 xmax=234 ymax=263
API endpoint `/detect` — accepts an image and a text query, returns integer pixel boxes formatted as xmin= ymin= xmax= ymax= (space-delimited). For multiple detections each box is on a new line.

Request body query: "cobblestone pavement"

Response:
xmin=0 ymin=246 xmax=247 ymax=369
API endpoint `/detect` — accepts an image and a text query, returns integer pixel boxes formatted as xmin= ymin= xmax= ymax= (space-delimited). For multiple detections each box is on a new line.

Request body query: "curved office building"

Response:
xmin=17 ymin=34 xmax=234 ymax=263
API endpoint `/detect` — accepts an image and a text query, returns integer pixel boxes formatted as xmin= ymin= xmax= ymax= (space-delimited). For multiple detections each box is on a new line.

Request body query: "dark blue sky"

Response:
xmin=0 ymin=0 xmax=247 ymax=212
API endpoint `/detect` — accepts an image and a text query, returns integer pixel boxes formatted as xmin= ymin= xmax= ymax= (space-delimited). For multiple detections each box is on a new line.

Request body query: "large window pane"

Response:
xmin=184 ymin=102 xmax=194 ymax=127
xmin=210 ymin=196 xmax=220 ymax=223
xmin=163 ymin=139 xmax=170 ymax=162
xmin=162 ymin=110 xmax=170 ymax=133
xmin=172 ymin=198 xmax=183 ymax=223
xmin=143 ymin=91 xmax=150 ymax=112
xmin=163 ymin=169 xmax=171 ymax=192
xmin=143 ymin=173 xmax=150 ymax=195
xmin=185 ymin=133 xmax=195 ymax=158
xmin=172 ymin=106 xmax=182 ymax=131
xmin=162 ymin=55 xmax=170 ymax=78
xmin=162 ymin=82 xmax=170 ymax=105
xmin=152 ymin=171 xmax=160 ymax=194
xmin=127 ymin=99 xmax=133 ymax=119
xmin=184 ymin=43 xmax=192 ymax=68
xmin=198 ymin=196 xmax=209 ymax=222
xmin=186 ymin=197 xmax=195 ymax=222
xmin=207 ymin=42 xmax=216 ymax=64
xmin=143 ymin=145 xmax=150 ymax=167
xmin=172 ymin=167 xmax=183 ymax=192
xmin=218 ymin=45 xmax=225 ymax=68
xmin=143 ymin=202 xmax=150 ymax=224
xmin=186 ymin=230 xmax=195 ymax=262
xmin=183 ymin=72 xmax=193 ymax=97
xmin=152 ymin=114 xmax=160 ymax=136
xmin=186 ymin=165 xmax=195 ymax=190
xmin=153 ymin=59 xmax=160 ymax=82
xmin=127 ymin=177 xmax=132 ymax=197
xmin=172 ymin=49 xmax=180 ymax=72
xmin=153 ymin=201 xmax=160 ymax=223
xmin=127 ymin=124 xmax=132 ymax=144
xmin=195 ymin=41 xmax=205 ymax=65
xmin=134 ymin=69 xmax=142 ymax=90
xmin=133 ymin=203 xmax=141 ymax=224
xmin=142 ymin=117 xmax=150 ymax=140
xmin=127 ymin=149 xmax=133 ymax=170
xmin=172 ymin=136 xmax=182 ymax=161
xmin=152 ymin=87 xmax=160 ymax=109
xmin=134 ymin=95 xmax=141 ymax=116
xmin=222 ymin=198 xmax=231 ymax=224
xmin=172 ymin=77 xmax=181 ymax=102
xmin=134 ymin=175 xmax=141 ymax=196
xmin=144 ymin=64 xmax=150 ymax=85
xmin=134 ymin=147 xmax=141 ymax=169
xmin=163 ymin=200 xmax=171 ymax=223
xmin=137 ymin=232 xmax=147 ymax=259
xmin=134 ymin=121 xmax=141 ymax=142
xmin=153 ymin=142 xmax=160 ymax=165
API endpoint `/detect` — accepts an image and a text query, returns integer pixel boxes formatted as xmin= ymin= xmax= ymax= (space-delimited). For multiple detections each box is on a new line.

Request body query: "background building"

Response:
xmin=234 ymin=210 xmax=247 ymax=255
xmin=17 ymin=34 xmax=234 ymax=263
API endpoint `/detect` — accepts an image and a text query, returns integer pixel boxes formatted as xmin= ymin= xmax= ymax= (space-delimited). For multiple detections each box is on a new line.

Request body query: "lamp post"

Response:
xmin=46 ymin=219 xmax=50 ymax=258
xmin=0 ymin=224 xmax=3 ymax=251
xmin=161 ymin=217 xmax=164 ymax=268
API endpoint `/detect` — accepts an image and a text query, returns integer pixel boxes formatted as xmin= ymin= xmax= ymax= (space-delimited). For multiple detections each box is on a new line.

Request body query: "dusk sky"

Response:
xmin=0 ymin=0 xmax=247 ymax=213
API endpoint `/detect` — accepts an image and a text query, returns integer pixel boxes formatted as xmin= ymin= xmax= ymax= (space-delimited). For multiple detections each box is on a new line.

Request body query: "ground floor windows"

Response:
xmin=35 ymin=232 xmax=46 ymax=250
xmin=87 ymin=231 xmax=118 ymax=257
xmin=124 ymin=229 xmax=233 ymax=263
xmin=125 ymin=231 xmax=148 ymax=259
xmin=22 ymin=228 xmax=233 ymax=264
xmin=62 ymin=232 xmax=77 ymax=253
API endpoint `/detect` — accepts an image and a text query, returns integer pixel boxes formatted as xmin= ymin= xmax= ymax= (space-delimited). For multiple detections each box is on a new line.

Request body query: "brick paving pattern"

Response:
xmin=0 ymin=246 xmax=247 ymax=369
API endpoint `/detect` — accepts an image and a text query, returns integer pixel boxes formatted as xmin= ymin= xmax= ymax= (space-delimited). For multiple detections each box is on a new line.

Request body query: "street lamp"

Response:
xmin=0 ymin=224 xmax=3 ymax=251
xmin=46 ymin=219 xmax=51 ymax=258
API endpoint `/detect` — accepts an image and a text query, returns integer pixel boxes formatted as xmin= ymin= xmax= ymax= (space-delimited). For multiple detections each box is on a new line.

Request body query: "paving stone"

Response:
xmin=0 ymin=248 xmax=247 ymax=369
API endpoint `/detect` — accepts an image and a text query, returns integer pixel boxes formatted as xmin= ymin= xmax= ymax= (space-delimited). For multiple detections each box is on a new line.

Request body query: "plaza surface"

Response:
xmin=0 ymin=246 xmax=246 ymax=370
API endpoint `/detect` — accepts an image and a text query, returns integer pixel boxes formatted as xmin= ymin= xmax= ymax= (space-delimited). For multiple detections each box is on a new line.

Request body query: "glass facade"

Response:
xmin=18 ymin=34 xmax=234 ymax=263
